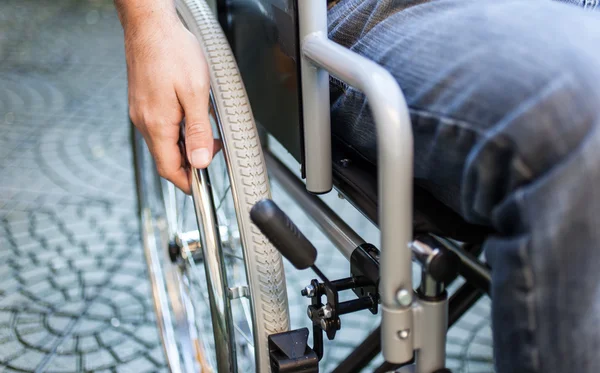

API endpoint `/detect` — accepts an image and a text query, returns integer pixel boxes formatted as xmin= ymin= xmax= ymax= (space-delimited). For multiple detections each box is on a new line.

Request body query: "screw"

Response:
xmin=398 ymin=329 xmax=410 ymax=340
xmin=307 ymin=306 xmax=313 ymax=319
xmin=321 ymin=304 xmax=333 ymax=319
xmin=396 ymin=288 xmax=412 ymax=307
xmin=301 ymin=284 xmax=316 ymax=297
xmin=320 ymin=319 xmax=328 ymax=330
xmin=339 ymin=158 xmax=351 ymax=167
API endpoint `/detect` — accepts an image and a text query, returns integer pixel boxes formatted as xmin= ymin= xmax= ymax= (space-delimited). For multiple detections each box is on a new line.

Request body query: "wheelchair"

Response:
xmin=131 ymin=0 xmax=493 ymax=371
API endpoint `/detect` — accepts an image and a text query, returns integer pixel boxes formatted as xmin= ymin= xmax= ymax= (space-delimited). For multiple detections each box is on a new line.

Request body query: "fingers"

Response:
xmin=154 ymin=145 xmax=190 ymax=194
xmin=177 ymin=69 xmax=213 ymax=170
xmin=140 ymin=125 xmax=191 ymax=194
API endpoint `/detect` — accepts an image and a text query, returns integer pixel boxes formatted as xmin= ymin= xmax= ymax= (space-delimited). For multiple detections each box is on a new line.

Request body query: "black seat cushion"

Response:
xmin=331 ymin=136 xmax=494 ymax=244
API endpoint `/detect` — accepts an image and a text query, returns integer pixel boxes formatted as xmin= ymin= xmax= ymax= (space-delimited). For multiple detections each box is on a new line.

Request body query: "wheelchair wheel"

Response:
xmin=132 ymin=1 xmax=290 ymax=371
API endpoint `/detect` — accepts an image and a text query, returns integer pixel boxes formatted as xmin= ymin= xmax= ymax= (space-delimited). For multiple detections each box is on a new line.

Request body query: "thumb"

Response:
xmin=179 ymin=90 xmax=214 ymax=169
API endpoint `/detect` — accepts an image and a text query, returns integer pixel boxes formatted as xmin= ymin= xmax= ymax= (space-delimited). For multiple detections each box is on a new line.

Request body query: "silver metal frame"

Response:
xmin=265 ymin=151 xmax=364 ymax=260
xmin=190 ymin=167 xmax=238 ymax=373
xmin=269 ymin=145 xmax=449 ymax=373
xmin=297 ymin=0 xmax=446 ymax=371
xmin=298 ymin=0 xmax=332 ymax=194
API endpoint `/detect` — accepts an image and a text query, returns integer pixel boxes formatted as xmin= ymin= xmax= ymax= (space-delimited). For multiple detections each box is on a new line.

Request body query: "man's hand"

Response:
xmin=117 ymin=1 xmax=214 ymax=193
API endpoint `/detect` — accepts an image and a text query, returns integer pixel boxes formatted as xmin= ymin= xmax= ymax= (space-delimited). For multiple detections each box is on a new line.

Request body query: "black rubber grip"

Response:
xmin=250 ymin=199 xmax=317 ymax=270
xmin=428 ymin=249 xmax=461 ymax=284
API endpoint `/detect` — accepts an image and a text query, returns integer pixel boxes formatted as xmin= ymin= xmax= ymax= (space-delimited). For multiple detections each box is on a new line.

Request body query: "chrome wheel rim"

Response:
xmin=135 ymin=97 xmax=258 ymax=372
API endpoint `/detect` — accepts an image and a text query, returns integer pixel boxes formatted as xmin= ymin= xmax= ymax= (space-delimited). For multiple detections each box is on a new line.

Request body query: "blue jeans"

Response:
xmin=328 ymin=0 xmax=600 ymax=372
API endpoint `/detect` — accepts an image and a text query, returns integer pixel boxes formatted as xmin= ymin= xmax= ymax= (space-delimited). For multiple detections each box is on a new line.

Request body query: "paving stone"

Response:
xmin=468 ymin=341 xmax=494 ymax=360
xmin=465 ymin=360 xmax=495 ymax=372
xmin=52 ymin=272 xmax=79 ymax=288
xmin=0 ymin=293 xmax=47 ymax=312
xmin=132 ymin=325 xmax=161 ymax=346
xmin=98 ymin=328 xmax=124 ymax=347
xmin=116 ymin=356 xmax=156 ymax=373
xmin=0 ymin=340 xmax=24 ymax=361
xmin=110 ymin=339 xmax=146 ymax=362
xmin=83 ymin=349 xmax=116 ymax=371
xmin=64 ymin=288 xmax=83 ymax=301
xmin=8 ymin=349 xmax=46 ymax=371
xmin=55 ymin=338 xmax=77 ymax=355
xmin=0 ymin=277 xmax=19 ymax=295
xmin=86 ymin=301 xmax=114 ymax=319
xmin=447 ymin=324 xmax=474 ymax=344
xmin=45 ymin=354 xmax=78 ymax=373
xmin=14 ymin=312 xmax=41 ymax=325
xmin=72 ymin=318 xmax=105 ymax=336
xmin=0 ymin=264 xmax=13 ymax=280
xmin=18 ymin=330 xmax=53 ymax=350
xmin=77 ymin=335 xmax=99 ymax=353
xmin=55 ymin=301 xmax=86 ymax=315
xmin=148 ymin=345 xmax=165 ymax=364
xmin=0 ymin=327 xmax=12 ymax=341
xmin=446 ymin=340 xmax=465 ymax=358
xmin=27 ymin=280 xmax=54 ymax=295
xmin=81 ymin=271 xmax=106 ymax=287
xmin=446 ymin=358 xmax=462 ymax=371
xmin=19 ymin=267 xmax=51 ymax=284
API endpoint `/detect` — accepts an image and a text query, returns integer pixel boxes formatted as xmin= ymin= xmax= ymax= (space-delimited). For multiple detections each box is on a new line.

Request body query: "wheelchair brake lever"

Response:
xmin=251 ymin=199 xmax=321 ymax=272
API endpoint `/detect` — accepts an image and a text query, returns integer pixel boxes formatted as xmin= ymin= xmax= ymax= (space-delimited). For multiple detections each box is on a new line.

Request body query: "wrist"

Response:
xmin=116 ymin=1 xmax=179 ymax=37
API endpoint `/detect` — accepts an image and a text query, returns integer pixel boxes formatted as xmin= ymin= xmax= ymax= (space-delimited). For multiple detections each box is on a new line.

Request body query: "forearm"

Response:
xmin=114 ymin=0 xmax=178 ymax=34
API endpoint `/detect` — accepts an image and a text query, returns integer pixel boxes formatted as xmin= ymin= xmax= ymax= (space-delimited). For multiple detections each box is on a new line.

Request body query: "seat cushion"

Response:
xmin=331 ymin=135 xmax=494 ymax=244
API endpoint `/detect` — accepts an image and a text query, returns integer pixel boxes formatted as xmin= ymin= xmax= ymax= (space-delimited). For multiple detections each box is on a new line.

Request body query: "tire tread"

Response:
xmin=176 ymin=1 xmax=290 ymax=371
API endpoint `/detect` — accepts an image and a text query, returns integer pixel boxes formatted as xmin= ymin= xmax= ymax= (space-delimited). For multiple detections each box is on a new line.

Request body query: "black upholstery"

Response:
xmin=331 ymin=136 xmax=494 ymax=244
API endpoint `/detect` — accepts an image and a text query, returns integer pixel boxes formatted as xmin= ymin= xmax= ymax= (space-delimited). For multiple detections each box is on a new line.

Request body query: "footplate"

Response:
xmin=268 ymin=328 xmax=319 ymax=373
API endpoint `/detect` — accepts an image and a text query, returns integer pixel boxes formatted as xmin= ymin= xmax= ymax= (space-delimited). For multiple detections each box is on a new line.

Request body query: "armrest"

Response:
xmin=299 ymin=0 xmax=415 ymax=363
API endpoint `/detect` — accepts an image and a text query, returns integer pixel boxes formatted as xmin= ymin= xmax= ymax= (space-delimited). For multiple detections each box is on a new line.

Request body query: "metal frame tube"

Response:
xmin=298 ymin=0 xmax=332 ymax=193
xmin=298 ymin=2 xmax=414 ymax=362
xmin=413 ymin=298 xmax=447 ymax=373
xmin=265 ymin=151 xmax=364 ymax=259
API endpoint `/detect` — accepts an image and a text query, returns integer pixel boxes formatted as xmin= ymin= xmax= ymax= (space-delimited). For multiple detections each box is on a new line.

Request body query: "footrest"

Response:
xmin=268 ymin=328 xmax=319 ymax=373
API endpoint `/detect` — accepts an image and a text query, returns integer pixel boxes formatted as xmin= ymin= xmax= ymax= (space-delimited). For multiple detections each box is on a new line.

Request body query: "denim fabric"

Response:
xmin=328 ymin=0 xmax=600 ymax=372
xmin=556 ymin=0 xmax=600 ymax=8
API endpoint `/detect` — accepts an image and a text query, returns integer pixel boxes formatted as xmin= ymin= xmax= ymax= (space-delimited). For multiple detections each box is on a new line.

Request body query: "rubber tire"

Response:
xmin=175 ymin=1 xmax=291 ymax=371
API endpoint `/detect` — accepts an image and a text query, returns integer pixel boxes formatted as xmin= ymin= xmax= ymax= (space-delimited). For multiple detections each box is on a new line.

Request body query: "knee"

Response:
xmin=461 ymin=54 xmax=600 ymax=225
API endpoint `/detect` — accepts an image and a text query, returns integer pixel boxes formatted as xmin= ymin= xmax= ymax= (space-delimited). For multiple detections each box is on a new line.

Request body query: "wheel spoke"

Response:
xmin=240 ymin=298 xmax=254 ymax=341
xmin=223 ymin=251 xmax=245 ymax=262
xmin=233 ymin=322 xmax=253 ymax=348
xmin=178 ymin=192 xmax=190 ymax=233
xmin=215 ymin=184 xmax=232 ymax=212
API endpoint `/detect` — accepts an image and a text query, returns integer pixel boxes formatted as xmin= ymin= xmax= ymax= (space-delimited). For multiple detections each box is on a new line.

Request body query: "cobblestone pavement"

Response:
xmin=0 ymin=1 xmax=493 ymax=372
